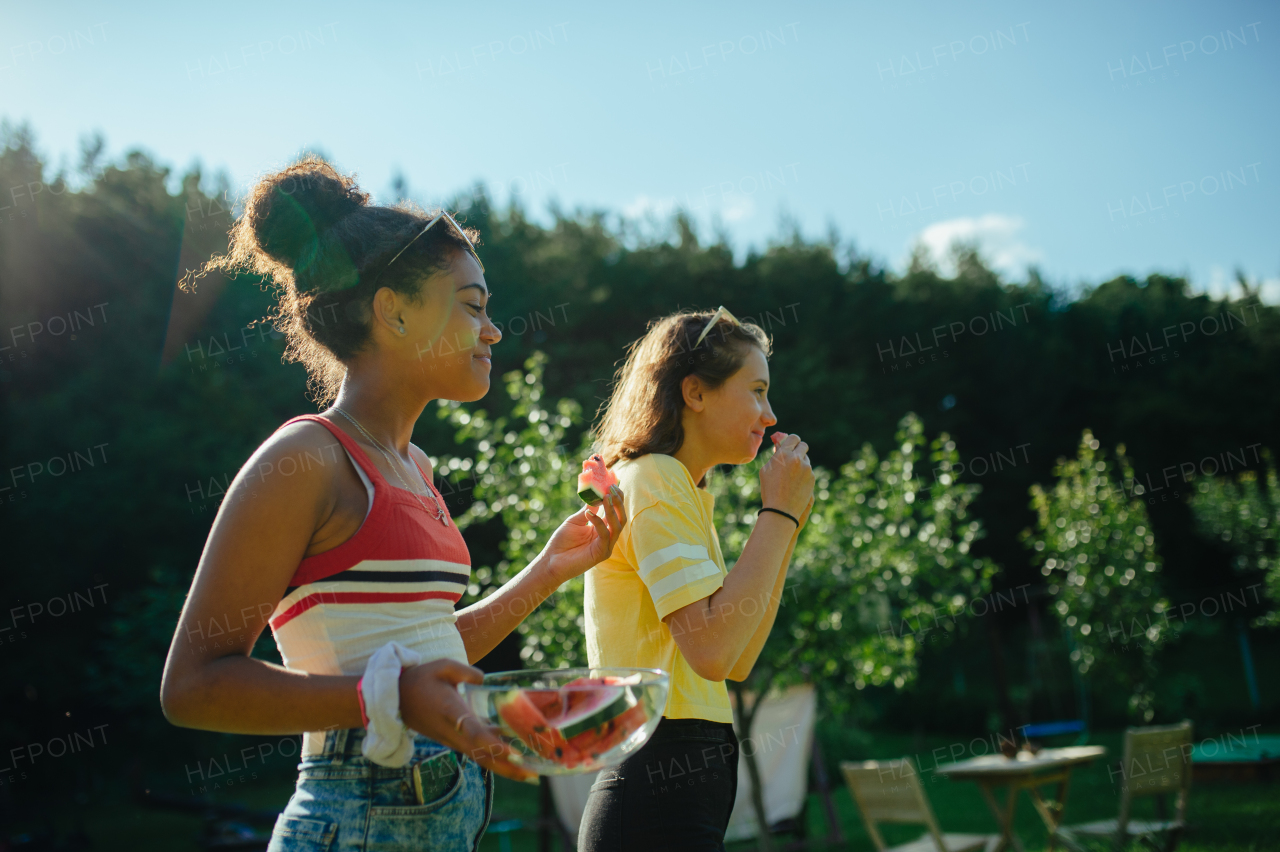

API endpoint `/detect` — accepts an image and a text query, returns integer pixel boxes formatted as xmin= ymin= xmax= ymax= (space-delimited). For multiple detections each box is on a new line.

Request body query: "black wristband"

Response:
xmin=758 ymin=507 xmax=800 ymax=528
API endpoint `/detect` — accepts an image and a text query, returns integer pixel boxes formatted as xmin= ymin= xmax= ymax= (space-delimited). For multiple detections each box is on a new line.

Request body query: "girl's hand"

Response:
xmin=760 ymin=432 xmax=815 ymax=519
xmin=541 ymin=486 xmax=627 ymax=584
xmin=400 ymin=659 xmax=538 ymax=784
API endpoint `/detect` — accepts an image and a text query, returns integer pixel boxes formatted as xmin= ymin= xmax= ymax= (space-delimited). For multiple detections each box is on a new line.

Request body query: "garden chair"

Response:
xmin=1055 ymin=720 xmax=1193 ymax=852
xmin=841 ymin=757 xmax=997 ymax=852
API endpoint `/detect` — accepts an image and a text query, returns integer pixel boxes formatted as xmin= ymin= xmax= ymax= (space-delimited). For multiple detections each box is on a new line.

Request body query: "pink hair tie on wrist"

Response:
xmin=357 ymin=676 xmax=370 ymax=728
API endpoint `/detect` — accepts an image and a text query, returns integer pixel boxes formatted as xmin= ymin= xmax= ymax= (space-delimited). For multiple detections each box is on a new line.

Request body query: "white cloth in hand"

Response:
xmin=360 ymin=641 xmax=423 ymax=767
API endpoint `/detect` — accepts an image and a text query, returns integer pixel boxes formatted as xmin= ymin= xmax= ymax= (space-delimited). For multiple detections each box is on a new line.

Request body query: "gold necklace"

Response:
xmin=332 ymin=406 xmax=449 ymax=527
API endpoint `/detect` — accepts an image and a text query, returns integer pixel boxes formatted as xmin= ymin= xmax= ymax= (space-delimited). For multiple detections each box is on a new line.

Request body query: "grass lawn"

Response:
xmin=472 ymin=729 xmax=1278 ymax=852
xmin=27 ymin=728 xmax=1278 ymax=851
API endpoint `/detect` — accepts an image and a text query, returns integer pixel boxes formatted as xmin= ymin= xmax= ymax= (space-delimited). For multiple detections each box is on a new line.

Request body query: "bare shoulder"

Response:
xmin=252 ymin=418 xmax=346 ymax=476
xmin=407 ymin=442 xmax=435 ymax=482
xmin=225 ymin=418 xmax=348 ymax=505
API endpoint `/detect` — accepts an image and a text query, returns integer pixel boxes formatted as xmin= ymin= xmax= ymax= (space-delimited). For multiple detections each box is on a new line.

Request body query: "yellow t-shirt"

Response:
xmin=584 ymin=453 xmax=733 ymax=724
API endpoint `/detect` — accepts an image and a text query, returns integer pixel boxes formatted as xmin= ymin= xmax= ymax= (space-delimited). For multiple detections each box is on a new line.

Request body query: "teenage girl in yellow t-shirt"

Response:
xmin=579 ymin=308 xmax=816 ymax=851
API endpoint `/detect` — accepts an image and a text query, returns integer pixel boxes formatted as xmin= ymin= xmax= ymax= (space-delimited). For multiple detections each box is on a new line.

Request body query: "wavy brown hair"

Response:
xmin=591 ymin=310 xmax=772 ymax=476
xmin=183 ymin=155 xmax=480 ymax=404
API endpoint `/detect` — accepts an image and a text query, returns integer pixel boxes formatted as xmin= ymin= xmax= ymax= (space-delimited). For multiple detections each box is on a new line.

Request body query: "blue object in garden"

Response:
xmin=1021 ymin=720 xmax=1086 ymax=739
xmin=1191 ymin=734 xmax=1280 ymax=783
xmin=1191 ymin=735 xmax=1280 ymax=763
xmin=487 ymin=819 xmax=522 ymax=852
xmin=1236 ymin=620 xmax=1261 ymax=709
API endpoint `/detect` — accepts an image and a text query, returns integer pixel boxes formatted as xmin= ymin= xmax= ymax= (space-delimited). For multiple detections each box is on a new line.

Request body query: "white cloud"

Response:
xmin=1262 ymin=278 xmax=1280 ymax=304
xmin=911 ymin=214 xmax=1042 ymax=278
xmin=720 ymin=194 xmax=756 ymax=223
xmin=1203 ymin=265 xmax=1280 ymax=304
xmin=1205 ymin=265 xmax=1237 ymax=298
xmin=621 ymin=194 xmax=677 ymax=220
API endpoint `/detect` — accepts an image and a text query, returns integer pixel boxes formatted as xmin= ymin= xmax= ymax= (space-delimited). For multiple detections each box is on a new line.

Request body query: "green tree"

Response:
xmin=1188 ymin=452 xmax=1279 ymax=627
xmin=710 ymin=414 xmax=996 ymax=707
xmin=709 ymin=415 xmax=995 ymax=846
xmin=434 ymin=351 xmax=595 ymax=667
xmin=1024 ymin=430 xmax=1171 ymax=721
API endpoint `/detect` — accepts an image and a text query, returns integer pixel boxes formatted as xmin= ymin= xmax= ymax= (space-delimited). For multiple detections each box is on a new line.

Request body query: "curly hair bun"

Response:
xmin=248 ymin=156 xmax=369 ymax=270
xmin=187 ymin=153 xmax=484 ymax=406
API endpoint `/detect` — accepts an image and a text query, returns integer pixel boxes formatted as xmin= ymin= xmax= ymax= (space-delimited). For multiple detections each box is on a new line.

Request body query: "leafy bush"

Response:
xmin=1024 ymin=430 xmax=1170 ymax=721
xmin=435 ymin=352 xmax=594 ymax=667
xmin=1189 ymin=453 xmax=1279 ymax=627
xmin=709 ymin=414 xmax=995 ymax=716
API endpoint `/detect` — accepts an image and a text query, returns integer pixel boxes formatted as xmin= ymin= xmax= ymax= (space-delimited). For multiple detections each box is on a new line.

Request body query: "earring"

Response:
xmin=398 ymin=327 xmax=406 ymax=335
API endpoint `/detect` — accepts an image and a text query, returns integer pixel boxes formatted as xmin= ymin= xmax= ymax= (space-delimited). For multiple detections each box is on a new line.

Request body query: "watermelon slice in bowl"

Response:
xmin=577 ymin=454 xmax=619 ymax=508
xmin=458 ymin=667 xmax=669 ymax=775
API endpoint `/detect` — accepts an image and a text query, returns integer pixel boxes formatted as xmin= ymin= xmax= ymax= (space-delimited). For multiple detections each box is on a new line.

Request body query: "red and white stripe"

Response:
xmin=267 ymin=416 xmax=474 ymax=683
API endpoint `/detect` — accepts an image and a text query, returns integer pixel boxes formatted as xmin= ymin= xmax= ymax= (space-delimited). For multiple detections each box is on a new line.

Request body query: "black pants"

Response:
xmin=578 ymin=717 xmax=740 ymax=852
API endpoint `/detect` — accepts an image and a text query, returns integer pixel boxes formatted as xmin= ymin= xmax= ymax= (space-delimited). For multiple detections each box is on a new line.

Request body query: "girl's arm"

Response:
xmin=726 ymin=497 xmax=812 ymax=681
xmin=662 ymin=515 xmax=795 ymax=681
xmin=663 ymin=437 xmax=813 ymax=682
xmin=160 ymin=423 xmax=534 ymax=781
xmin=725 ymin=538 xmax=793 ymax=682
xmin=454 ymin=487 xmax=626 ymax=663
xmin=452 ymin=552 xmax=560 ymax=664
xmin=161 ymin=423 xmax=360 ymax=734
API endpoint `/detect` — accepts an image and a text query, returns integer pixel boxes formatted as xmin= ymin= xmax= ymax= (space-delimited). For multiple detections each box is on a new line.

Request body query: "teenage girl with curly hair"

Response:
xmin=161 ymin=157 xmax=626 ymax=851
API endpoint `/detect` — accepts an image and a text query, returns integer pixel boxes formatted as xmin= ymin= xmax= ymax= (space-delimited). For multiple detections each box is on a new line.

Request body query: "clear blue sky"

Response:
xmin=4 ymin=0 xmax=1277 ymax=300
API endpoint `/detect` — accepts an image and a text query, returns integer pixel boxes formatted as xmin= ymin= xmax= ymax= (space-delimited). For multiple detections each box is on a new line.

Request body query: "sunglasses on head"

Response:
xmin=386 ymin=210 xmax=485 ymax=272
xmin=693 ymin=305 xmax=741 ymax=347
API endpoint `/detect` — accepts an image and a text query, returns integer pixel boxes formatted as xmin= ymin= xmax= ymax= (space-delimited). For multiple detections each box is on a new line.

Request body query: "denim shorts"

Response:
xmin=267 ymin=728 xmax=493 ymax=852
xmin=578 ymin=717 xmax=739 ymax=852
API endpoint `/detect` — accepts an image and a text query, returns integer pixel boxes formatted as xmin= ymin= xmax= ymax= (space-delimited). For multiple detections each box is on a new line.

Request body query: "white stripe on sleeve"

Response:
xmin=647 ymin=560 xmax=721 ymax=602
xmin=637 ymin=542 xmax=710 ymax=581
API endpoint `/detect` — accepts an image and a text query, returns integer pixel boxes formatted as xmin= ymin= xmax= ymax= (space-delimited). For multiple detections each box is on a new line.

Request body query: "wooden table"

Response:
xmin=935 ymin=746 xmax=1107 ymax=852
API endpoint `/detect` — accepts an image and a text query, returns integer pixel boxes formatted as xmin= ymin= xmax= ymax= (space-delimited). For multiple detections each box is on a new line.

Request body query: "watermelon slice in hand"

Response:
xmin=577 ymin=454 xmax=619 ymax=507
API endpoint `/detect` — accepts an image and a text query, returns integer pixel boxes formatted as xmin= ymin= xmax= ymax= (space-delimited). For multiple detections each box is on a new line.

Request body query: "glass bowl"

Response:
xmin=457 ymin=667 xmax=669 ymax=775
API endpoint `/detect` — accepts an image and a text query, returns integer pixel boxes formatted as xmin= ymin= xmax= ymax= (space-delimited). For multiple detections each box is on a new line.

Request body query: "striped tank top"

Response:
xmin=267 ymin=415 xmax=471 ymax=754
